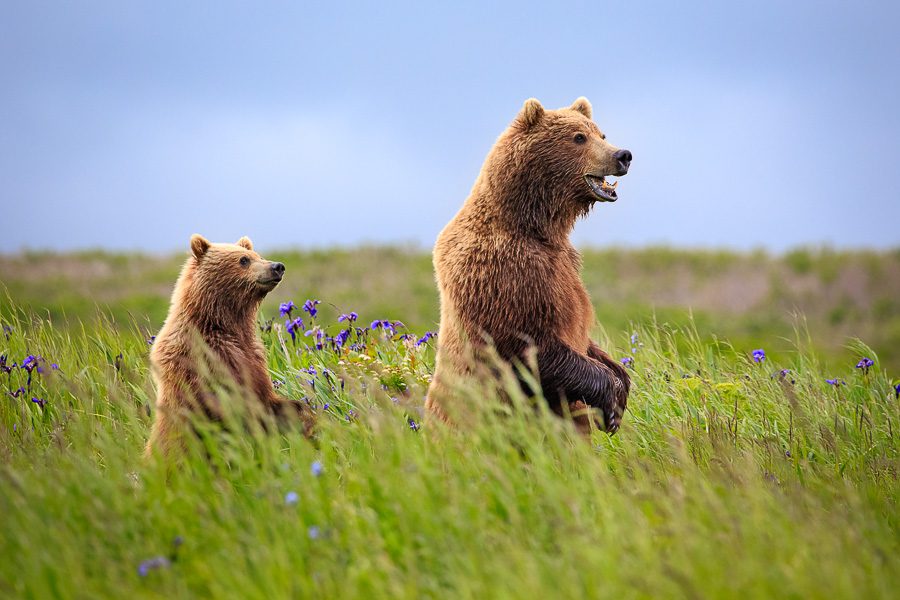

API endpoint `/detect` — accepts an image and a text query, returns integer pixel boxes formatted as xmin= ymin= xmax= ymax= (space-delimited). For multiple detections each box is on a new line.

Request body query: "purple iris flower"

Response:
xmin=20 ymin=355 xmax=38 ymax=373
xmin=894 ymin=382 xmax=900 ymax=399
xmin=334 ymin=329 xmax=351 ymax=347
xmin=620 ymin=357 xmax=633 ymax=367
xmin=8 ymin=386 xmax=25 ymax=399
xmin=137 ymin=556 xmax=171 ymax=577
xmin=338 ymin=312 xmax=358 ymax=323
xmin=285 ymin=491 xmax=299 ymax=505
xmin=408 ymin=417 xmax=420 ymax=432
xmin=825 ymin=378 xmax=844 ymax=387
xmin=31 ymin=397 xmax=46 ymax=409
xmin=279 ymin=301 xmax=296 ymax=317
xmin=855 ymin=357 xmax=874 ymax=373
xmin=302 ymin=299 xmax=321 ymax=317
xmin=308 ymin=526 xmax=321 ymax=540
xmin=286 ymin=317 xmax=305 ymax=341
xmin=311 ymin=461 xmax=323 ymax=477
xmin=416 ymin=332 xmax=436 ymax=347
xmin=0 ymin=355 xmax=12 ymax=375
xmin=751 ymin=349 xmax=766 ymax=363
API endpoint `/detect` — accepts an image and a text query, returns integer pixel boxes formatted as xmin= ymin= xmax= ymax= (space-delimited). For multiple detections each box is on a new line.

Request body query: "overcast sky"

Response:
xmin=2 ymin=1 xmax=899 ymax=252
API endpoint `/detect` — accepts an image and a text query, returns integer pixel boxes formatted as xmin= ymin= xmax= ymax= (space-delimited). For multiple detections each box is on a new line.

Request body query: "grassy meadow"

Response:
xmin=1 ymin=246 xmax=899 ymax=598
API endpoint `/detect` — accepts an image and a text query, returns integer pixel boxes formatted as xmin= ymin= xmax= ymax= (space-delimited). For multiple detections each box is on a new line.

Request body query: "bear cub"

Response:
xmin=145 ymin=234 xmax=313 ymax=457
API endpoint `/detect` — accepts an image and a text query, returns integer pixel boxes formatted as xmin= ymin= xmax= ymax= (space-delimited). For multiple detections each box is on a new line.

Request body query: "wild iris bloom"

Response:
xmin=338 ymin=312 xmax=358 ymax=323
xmin=408 ymin=418 xmax=420 ymax=432
xmin=279 ymin=301 xmax=296 ymax=317
xmin=0 ymin=355 xmax=12 ymax=375
xmin=334 ymin=329 xmax=351 ymax=348
xmin=308 ymin=526 xmax=321 ymax=540
xmin=825 ymin=378 xmax=844 ymax=386
xmin=285 ymin=491 xmax=299 ymax=505
xmin=895 ymin=382 xmax=900 ymax=398
xmin=20 ymin=355 xmax=38 ymax=373
xmin=31 ymin=397 xmax=46 ymax=408
xmin=416 ymin=332 xmax=436 ymax=347
xmin=137 ymin=556 xmax=171 ymax=577
xmin=620 ymin=357 xmax=634 ymax=367
xmin=856 ymin=357 xmax=874 ymax=373
xmin=286 ymin=317 xmax=305 ymax=341
xmin=302 ymin=299 xmax=320 ymax=317
xmin=751 ymin=349 xmax=766 ymax=363
xmin=311 ymin=461 xmax=323 ymax=477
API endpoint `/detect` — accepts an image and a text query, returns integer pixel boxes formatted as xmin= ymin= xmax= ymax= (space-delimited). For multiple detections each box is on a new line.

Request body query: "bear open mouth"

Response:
xmin=584 ymin=174 xmax=618 ymax=202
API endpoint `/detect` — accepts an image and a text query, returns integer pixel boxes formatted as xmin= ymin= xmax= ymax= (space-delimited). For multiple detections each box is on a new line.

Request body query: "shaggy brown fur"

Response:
xmin=145 ymin=234 xmax=314 ymax=457
xmin=427 ymin=97 xmax=632 ymax=435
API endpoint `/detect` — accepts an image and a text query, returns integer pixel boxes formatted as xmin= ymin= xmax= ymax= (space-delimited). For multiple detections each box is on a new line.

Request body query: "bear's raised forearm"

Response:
xmin=587 ymin=341 xmax=631 ymax=396
xmin=536 ymin=337 xmax=623 ymax=426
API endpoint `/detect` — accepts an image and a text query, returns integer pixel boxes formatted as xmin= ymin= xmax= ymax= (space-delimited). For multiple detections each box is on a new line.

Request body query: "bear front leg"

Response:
xmin=588 ymin=341 xmax=631 ymax=418
xmin=536 ymin=337 xmax=626 ymax=434
xmin=270 ymin=396 xmax=316 ymax=437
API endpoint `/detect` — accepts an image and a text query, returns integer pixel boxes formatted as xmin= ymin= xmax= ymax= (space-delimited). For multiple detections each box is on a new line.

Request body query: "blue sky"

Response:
xmin=2 ymin=1 xmax=898 ymax=252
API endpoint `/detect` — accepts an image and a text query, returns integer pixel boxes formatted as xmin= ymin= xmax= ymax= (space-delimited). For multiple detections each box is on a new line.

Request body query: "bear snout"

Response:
xmin=270 ymin=262 xmax=286 ymax=278
xmin=614 ymin=149 xmax=632 ymax=176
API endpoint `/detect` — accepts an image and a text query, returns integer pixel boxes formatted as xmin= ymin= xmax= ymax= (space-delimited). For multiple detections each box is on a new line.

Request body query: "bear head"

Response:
xmin=178 ymin=234 xmax=286 ymax=322
xmin=483 ymin=97 xmax=632 ymax=239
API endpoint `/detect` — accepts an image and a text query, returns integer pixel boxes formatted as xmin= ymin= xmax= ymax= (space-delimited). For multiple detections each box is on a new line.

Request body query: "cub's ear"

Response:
xmin=517 ymin=98 xmax=545 ymax=129
xmin=236 ymin=236 xmax=253 ymax=251
xmin=190 ymin=234 xmax=211 ymax=259
xmin=570 ymin=97 xmax=592 ymax=119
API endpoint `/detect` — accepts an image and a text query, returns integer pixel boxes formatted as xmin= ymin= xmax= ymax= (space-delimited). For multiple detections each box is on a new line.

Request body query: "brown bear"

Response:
xmin=145 ymin=234 xmax=314 ymax=457
xmin=426 ymin=97 xmax=632 ymax=435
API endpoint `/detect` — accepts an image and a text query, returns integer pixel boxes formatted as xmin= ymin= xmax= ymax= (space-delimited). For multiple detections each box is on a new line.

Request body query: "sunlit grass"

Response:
xmin=1 ymin=298 xmax=898 ymax=598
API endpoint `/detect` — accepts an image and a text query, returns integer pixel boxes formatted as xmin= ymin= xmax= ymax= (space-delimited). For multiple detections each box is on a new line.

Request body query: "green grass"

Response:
xmin=1 ymin=288 xmax=899 ymax=598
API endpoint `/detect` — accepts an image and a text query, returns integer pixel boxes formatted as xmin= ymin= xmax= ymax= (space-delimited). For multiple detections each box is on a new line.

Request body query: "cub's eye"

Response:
xmin=239 ymin=256 xmax=250 ymax=267
xmin=574 ymin=133 xmax=587 ymax=144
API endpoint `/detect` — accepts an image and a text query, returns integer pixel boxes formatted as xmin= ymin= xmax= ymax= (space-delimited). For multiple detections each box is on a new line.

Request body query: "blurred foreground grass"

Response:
xmin=1 ymin=246 xmax=899 ymax=597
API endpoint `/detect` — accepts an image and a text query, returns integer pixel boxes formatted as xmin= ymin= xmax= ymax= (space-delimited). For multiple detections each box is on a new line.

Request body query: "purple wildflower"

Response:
xmin=322 ymin=403 xmax=330 ymax=411
xmin=416 ymin=331 xmax=436 ymax=347
xmin=311 ymin=461 xmax=323 ymax=477
xmin=825 ymin=378 xmax=844 ymax=387
xmin=9 ymin=386 xmax=25 ymax=399
xmin=0 ymin=355 xmax=12 ymax=375
xmin=137 ymin=556 xmax=171 ymax=577
xmin=147 ymin=335 xmax=156 ymax=345
xmin=334 ymin=329 xmax=350 ymax=348
xmin=855 ymin=357 xmax=874 ymax=373
xmin=408 ymin=417 xmax=420 ymax=432
xmin=285 ymin=491 xmax=299 ymax=506
xmin=31 ymin=397 xmax=46 ymax=409
xmin=751 ymin=349 xmax=766 ymax=363
xmin=2 ymin=324 xmax=11 ymax=340
xmin=286 ymin=317 xmax=305 ymax=341
xmin=894 ymin=382 xmax=900 ymax=399
xmin=308 ymin=526 xmax=321 ymax=540
xmin=302 ymin=299 xmax=320 ymax=318
xmin=279 ymin=301 xmax=296 ymax=317
xmin=20 ymin=355 xmax=38 ymax=373
xmin=620 ymin=356 xmax=634 ymax=368
xmin=337 ymin=312 xmax=358 ymax=324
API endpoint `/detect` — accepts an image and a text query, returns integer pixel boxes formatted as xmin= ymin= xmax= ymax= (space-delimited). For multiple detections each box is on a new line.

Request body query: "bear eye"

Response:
xmin=239 ymin=256 xmax=250 ymax=267
xmin=574 ymin=133 xmax=587 ymax=144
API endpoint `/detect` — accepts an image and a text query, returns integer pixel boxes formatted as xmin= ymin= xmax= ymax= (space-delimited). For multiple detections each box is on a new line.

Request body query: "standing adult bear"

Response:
xmin=427 ymin=97 xmax=632 ymax=434
xmin=145 ymin=234 xmax=314 ymax=457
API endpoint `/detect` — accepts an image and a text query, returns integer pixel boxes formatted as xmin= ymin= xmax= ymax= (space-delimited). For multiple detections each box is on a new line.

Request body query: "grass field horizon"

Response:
xmin=2 ymin=245 xmax=899 ymax=597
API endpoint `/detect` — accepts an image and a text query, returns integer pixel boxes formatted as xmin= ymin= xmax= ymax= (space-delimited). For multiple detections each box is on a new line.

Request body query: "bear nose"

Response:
xmin=271 ymin=262 xmax=285 ymax=277
xmin=614 ymin=149 xmax=632 ymax=175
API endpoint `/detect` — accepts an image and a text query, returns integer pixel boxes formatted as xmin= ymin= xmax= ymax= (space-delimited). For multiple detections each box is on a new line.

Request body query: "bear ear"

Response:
xmin=570 ymin=97 xmax=592 ymax=119
xmin=190 ymin=234 xmax=211 ymax=259
xmin=236 ymin=236 xmax=253 ymax=251
xmin=517 ymin=98 xmax=545 ymax=129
